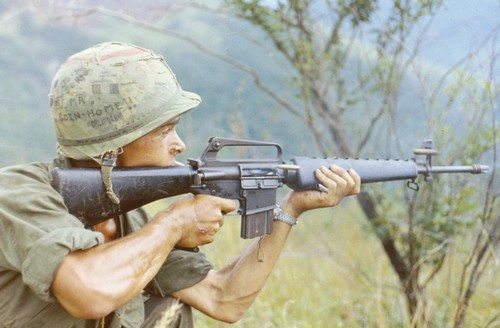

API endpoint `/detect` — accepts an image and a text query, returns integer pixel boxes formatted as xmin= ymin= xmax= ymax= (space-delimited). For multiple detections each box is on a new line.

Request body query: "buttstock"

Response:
xmin=51 ymin=166 xmax=195 ymax=227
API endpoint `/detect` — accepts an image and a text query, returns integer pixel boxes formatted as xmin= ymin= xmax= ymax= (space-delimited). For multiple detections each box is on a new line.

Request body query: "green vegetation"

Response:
xmin=193 ymin=203 xmax=499 ymax=327
xmin=222 ymin=1 xmax=498 ymax=326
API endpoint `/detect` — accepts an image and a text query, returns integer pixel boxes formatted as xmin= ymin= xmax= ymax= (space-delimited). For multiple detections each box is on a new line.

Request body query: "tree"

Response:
xmin=222 ymin=0 xmax=499 ymax=326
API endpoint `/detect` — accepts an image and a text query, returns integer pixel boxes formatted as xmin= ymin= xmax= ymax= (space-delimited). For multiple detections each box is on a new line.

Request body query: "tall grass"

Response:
xmin=188 ymin=199 xmax=499 ymax=327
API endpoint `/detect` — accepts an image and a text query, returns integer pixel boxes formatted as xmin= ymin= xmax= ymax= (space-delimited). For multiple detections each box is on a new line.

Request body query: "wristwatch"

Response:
xmin=274 ymin=205 xmax=297 ymax=226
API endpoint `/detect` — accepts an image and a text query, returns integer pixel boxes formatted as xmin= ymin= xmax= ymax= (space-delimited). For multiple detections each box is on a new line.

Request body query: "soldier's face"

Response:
xmin=119 ymin=121 xmax=185 ymax=167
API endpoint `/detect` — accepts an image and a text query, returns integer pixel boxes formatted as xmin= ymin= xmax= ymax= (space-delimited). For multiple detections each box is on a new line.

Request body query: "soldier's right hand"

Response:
xmin=154 ymin=194 xmax=237 ymax=248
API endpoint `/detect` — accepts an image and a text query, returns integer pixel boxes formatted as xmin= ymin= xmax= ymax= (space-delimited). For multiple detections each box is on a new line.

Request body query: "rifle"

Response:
xmin=51 ymin=137 xmax=489 ymax=239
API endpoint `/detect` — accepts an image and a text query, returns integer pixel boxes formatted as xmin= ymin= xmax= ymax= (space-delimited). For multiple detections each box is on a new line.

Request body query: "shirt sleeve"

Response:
xmin=0 ymin=163 xmax=104 ymax=303
xmin=21 ymin=228 xmax=103 ymax=302
xmin=147 ymin=249 xmax=213 ymax=296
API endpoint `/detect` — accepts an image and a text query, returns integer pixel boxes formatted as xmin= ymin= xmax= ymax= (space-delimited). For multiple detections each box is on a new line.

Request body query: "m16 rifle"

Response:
xmin=51 ymin=137 xmax=489 ymax=239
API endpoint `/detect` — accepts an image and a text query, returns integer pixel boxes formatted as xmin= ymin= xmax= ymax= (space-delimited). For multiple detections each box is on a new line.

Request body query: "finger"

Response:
xmin=316 ymin=165 xmax=349 ymax=189
xmin=220 ymin=198 xmax=238 ymax=214
xmin=314 ymin=166 xmax=338 ymax=191
xmin=328 ymin=165 xmax=359 ymax=191
xmin=209 ymin=221 xmax=222 ymax=235
xmin=348 ymin=169 xmax=361 ymax=194
xmin=329 ymin=165 xmax=356 ymax=183
xmin=192 ymin=195 xmax=237 ymax=215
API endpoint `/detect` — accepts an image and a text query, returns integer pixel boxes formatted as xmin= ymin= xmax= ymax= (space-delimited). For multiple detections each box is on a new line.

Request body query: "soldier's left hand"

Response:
xmin=281 ymin=165 xmax=361 ymax=217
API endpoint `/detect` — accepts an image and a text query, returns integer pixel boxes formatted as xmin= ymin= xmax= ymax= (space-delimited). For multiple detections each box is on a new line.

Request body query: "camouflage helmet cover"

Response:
xmin=49 ymin=42 xmax=201 ymax=160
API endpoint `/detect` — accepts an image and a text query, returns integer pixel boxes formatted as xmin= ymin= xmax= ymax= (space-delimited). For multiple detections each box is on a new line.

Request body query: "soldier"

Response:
xmin=0 ymin=42 xmax=360 ymax=327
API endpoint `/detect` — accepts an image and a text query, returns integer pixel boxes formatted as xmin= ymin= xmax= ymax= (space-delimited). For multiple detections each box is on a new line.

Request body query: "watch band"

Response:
xmin=274 ymin=205 xmax=297 ymax=226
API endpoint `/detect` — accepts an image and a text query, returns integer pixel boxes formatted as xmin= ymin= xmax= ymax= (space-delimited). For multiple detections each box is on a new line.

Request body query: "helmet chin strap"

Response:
xmin=100 ymin=149 xmax=123 ymax=205
xmin=57 ymin=143 xmax=123 ymax=205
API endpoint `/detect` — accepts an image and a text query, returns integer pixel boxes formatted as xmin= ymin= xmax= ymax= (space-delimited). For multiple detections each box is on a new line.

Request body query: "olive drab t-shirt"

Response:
xmin=0 ymin=158 xmax=212 ymax=327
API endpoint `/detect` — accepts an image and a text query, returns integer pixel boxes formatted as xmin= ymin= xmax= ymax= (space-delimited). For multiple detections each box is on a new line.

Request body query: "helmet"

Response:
xmin=49 ymin=42 xmax=201 ymax=161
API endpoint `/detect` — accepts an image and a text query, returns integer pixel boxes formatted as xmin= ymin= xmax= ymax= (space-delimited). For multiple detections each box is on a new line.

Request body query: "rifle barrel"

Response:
xmin=420 ymin=164 xmax=489 ymax=175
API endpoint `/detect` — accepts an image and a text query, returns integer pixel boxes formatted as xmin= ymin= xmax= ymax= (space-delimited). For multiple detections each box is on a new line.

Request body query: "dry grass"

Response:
xmin=145 ymin=196 xmax=499 ymax=327
xmin=188 ymin=199 xmax=500 ymax=327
